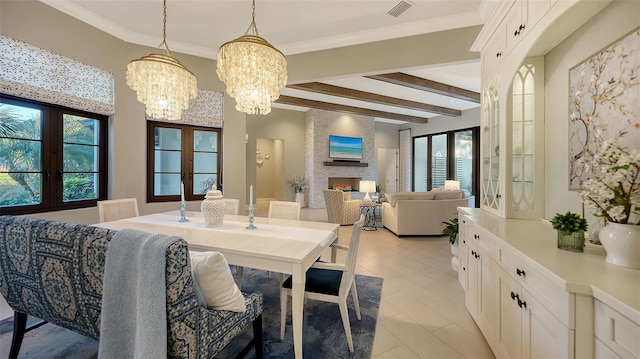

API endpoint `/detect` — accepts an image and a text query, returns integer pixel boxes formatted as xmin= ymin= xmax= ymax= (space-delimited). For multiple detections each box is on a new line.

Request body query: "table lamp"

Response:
xmin=444 ymin=180 xmax=460 ymax=191
xmin=359 ymin=180 xmax=376 ymax=204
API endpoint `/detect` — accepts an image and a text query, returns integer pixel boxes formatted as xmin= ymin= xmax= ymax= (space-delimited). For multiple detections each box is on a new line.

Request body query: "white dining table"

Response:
xmin=95 ymin=210 xmax=339 ymax=359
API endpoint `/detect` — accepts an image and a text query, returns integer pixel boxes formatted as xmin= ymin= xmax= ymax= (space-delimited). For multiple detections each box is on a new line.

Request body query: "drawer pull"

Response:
xmin=517 ymin=298 xmax=527 ymax=309
xmin=510 ymin=291 xmax=519 ymax=301
xmin=516 ymin=268 xmax=526 ymax=277
xmin=474 ymin=253 xmax=480 ymax=259
xmin=474 ymin=234 xmax=479 ymax=240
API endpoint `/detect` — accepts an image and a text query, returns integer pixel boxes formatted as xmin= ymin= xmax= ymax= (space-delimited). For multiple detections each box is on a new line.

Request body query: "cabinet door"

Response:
xmin=476 ymin=243 xmax=495 ymax=344
xmin=458 ymin=214 xmax=470 ymax=290
xmin=466 ymin=241 xmax=479 ymax=317
xmin=495 ymin=267 xmax=523 ymax=359
xmin=522 ymin=288 xmax=572 ymax=359
xmin=481 ymin=78 xmax=502 ymax=215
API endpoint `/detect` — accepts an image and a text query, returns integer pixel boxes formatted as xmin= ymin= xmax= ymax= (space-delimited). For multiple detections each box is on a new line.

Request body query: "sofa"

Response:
xmin=0 ymin=215 xmax=263 ymax=359
xmin=381 ymin=190 xmax=474 ymax=236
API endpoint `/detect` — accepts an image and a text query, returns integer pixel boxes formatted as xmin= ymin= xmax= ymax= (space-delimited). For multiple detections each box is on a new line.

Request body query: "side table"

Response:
xmin=360 ymin=203 xmax=380 ymax=231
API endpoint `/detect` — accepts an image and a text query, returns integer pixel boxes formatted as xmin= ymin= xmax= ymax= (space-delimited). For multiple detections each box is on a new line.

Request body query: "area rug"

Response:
xmin=0 ymin=269 xmax=383 ymax=359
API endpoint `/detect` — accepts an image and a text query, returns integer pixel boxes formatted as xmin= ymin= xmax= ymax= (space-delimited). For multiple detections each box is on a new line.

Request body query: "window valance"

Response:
xmin=0 ymin=35 xmax=115 ymax=115
xmin=148 ymin=89 xmax=224 ymax=128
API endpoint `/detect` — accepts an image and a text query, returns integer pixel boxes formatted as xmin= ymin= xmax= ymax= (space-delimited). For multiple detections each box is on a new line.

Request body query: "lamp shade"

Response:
xmin=359 ymin=181 xmax=376 ymax=193
xmin=444 ymin=180 xmax=461 ymax=190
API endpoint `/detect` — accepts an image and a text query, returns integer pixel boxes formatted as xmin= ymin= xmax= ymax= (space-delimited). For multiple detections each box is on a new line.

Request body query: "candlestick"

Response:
xmin=179 ymin=200 xmax=189 ymax=222
xmin=246 ymin=204 xmax=257 ymax=230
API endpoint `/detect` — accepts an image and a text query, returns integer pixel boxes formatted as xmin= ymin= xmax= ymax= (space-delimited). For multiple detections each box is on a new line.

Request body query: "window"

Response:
xmin=413 ymin=127 xmax=479 ymax=196
xmin=147 ymin=121 xmax=222 ymax=202
xmin=0 ymin=95 xmax=108 ymax=214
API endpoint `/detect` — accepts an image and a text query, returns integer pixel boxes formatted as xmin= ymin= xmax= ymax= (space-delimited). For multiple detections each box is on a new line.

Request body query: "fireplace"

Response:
xmin=328 ymin=177 xmax=362 ymax=191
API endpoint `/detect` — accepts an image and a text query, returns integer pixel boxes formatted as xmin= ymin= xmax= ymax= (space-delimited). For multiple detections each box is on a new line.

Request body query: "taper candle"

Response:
xmin=249 ymin=185 xmax=253 ymax=207
xmin=181 ymin=181 xmax=185 ymax=202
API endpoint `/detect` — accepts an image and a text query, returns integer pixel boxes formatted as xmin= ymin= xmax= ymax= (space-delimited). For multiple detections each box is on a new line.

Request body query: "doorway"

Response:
xmin=256 ymin=138 xmax=284 ymax=211
xmin=377 ymin=148 xmax=399 ymax=194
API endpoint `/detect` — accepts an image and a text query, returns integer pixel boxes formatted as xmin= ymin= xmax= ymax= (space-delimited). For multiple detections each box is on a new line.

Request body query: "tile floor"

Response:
xmin=258 ymin=203 xmax=495 ymax=359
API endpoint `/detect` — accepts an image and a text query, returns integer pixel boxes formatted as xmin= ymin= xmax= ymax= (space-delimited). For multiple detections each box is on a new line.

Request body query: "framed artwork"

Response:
xmin=568 ymin=27 xmax=640 ymax=190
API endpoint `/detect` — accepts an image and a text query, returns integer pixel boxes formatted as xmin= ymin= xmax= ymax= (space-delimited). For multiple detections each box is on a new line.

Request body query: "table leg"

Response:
xmin=291 ymin=264 xmax=306 ymax=358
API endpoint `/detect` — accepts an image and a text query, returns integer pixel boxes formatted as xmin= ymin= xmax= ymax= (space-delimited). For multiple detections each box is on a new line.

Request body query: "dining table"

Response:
xmin=94 ymin=210 xmax=340 ymax=358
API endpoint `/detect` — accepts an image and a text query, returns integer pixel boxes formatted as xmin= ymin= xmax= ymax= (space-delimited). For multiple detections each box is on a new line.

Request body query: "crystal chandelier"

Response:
xmin=216 ymin=0 xmax=287 ymax=115
xmin=126 ymin=0 xmax=197 ymax=121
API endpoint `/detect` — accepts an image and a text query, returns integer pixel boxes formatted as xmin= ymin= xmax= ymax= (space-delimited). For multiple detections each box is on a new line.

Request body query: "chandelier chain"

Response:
xmin=244 ymin=0 xmax=259 ymax=37
xmin=159 ymin=0 xmax=172 ymax=55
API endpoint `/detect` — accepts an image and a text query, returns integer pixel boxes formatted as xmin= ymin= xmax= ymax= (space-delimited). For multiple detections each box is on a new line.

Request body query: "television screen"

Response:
xmin=329 ymin=135 xmax=363 ymax=160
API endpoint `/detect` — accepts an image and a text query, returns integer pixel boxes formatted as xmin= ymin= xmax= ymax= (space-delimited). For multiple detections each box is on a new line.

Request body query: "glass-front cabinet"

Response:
xmin=481 ymin=77 xmax=502 ymax=215
xmin=507 ymin=57 xmax=544 ymax=219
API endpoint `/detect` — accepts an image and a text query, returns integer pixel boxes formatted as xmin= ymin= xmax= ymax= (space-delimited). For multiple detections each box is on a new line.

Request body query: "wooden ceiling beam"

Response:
xmin=287 ymin=82 xmax=461 ymax=117
xmin=274 ymin=95 xmax=428 ymax=124
xmin=366 ymin=72 xmax=481 ymax=103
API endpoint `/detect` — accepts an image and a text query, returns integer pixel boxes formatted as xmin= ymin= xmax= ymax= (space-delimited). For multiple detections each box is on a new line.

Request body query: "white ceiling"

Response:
xmin=41 ymin=0 xmax=492 ymax=123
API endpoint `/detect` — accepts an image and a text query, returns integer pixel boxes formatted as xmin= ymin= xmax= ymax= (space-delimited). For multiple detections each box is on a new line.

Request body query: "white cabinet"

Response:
xmin=464 ymin=220 xmax=495 ymax=344
xmin=481 ymin=78 xmax=503 ymax=215
xmin=594 ymin=300 xmax=640 ymax=358
xmin=458 ymin=214 xmax=469 ymax=290
xmin=495 ymin=266 xmax=573 ymax=359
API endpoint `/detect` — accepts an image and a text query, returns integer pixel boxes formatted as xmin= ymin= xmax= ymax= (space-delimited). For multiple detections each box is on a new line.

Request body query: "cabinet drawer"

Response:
xmin=482 ymin=30 xmax=506 ymax=77
xmin=497 ymin=243 xmax=571 ymax=326
xmin=467 ymin=222 xmax=495 ymax=259
xmin=595 ymin=300 xmax=640 ymax=358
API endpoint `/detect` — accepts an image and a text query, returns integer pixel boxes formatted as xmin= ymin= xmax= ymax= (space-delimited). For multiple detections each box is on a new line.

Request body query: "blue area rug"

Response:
xmin=0 ymin=269 xmax=382 ymax=359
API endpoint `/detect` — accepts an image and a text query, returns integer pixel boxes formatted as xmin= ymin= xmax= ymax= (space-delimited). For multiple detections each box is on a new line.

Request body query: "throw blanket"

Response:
xmin=98 ymin=228 xmax=181 ymax=359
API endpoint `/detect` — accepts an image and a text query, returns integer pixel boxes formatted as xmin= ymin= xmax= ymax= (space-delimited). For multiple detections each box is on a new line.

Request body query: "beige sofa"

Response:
xmin=381 ymin=190 xmax=474 ymax=236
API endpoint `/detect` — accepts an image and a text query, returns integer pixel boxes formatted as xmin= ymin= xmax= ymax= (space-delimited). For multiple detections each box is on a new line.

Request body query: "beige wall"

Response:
xmin=544 ymin=0 xmax=640 ymax=220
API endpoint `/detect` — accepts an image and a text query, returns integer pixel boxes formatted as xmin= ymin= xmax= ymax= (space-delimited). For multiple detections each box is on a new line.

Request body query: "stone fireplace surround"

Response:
xmin=305 ymin=109 xmax=376 ymax=208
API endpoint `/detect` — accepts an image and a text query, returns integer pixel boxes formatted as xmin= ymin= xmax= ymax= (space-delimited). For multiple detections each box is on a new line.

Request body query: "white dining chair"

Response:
xmin=280 ymin=215 xmax=365 ymax=352
xmin=97 ymin=198 xmax=140 ymax=223
xmin=268 ymin=201 xmax=301 ymax=220
xmin=224 ymin=198 xmax=240 ymax=215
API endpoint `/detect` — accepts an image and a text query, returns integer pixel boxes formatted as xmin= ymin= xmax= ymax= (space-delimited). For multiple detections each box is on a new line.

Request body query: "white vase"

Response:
xmin=450 ymin=241 xmax=459 ymax=272
xmin=295 ymin=192 xmax=304 ymax=205
xmin=201 ymin=185 xmax=225 ymax=227
xmin=599 ymin=223 xmax=640 ymax=269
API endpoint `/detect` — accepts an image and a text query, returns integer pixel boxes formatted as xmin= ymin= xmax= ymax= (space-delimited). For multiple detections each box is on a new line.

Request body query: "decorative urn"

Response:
xmin=201 ymin=185 xmax=225 ymax=227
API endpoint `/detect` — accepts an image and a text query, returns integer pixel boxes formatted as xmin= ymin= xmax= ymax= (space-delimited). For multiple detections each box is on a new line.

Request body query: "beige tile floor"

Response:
xmin=256 ymin=202 xmax=495 ymax=359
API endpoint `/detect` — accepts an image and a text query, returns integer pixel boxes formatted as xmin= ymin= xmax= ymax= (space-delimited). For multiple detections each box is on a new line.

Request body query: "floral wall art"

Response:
xmin=568 ymin=28 xmax=640 ymax=190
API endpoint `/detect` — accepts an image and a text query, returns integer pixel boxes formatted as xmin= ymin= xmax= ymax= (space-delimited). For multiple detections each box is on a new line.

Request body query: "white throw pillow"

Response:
xmin=189 ymin=251 xmax=246 ymax=313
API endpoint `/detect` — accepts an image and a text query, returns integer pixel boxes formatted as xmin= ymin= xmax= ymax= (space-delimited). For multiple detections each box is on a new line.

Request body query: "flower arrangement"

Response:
xmin=286 ymin=175 xmax=309 ymax=194
xmin=579 ymin=138 xmax=640 ymax=225
xmin=550 ymin=211 xmax=588 ymax=235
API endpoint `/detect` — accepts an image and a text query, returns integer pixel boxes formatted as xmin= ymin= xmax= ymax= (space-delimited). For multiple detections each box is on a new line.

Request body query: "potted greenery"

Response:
xmin=442 ymin=217 xmax=459 ymax=271
xmin=550 ymin=211 xmax=588 ymax=252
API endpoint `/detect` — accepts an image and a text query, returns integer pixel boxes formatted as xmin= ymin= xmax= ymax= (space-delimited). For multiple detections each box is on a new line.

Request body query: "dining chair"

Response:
xmin=224 ymin=198 xmax=240 ymax=215
xmin=268 ymin=200 xmax=301 ymax=220
xmin=97 ymin=198 xmax=140 ymax=223
xmin=280 ymin=215 xmax=365 ymax=352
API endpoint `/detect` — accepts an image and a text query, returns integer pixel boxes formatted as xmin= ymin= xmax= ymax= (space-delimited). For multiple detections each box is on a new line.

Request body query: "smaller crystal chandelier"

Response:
xmin=216 ymin=0 xmax=287 ymax=115
xmin=126 ymin=0 xmax=197 ymax=121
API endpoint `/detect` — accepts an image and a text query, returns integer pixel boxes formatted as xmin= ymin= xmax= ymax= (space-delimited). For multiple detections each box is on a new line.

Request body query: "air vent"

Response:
xmin=387 ymin=0 xmax=415 ymax=17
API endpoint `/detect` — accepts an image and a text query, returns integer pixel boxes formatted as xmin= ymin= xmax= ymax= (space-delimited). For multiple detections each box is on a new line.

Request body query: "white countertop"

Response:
xmin=460 ymin=208 xmax=640 ymax=323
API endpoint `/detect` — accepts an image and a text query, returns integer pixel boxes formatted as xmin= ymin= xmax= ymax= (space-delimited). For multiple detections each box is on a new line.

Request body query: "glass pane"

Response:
xmin=154 ymin=127 xmax=181 ymax=150
xmin=0 ymin=103 xmax=42 ymax=140
xmin=154 ymin=150 xmax=181 ymax=172
xmin=194 ymin=174 xmax=217 ymax=195
xmin=0 ymin=173 xmax=42 ymax=207
xmin=63 ymin=173 xmax=98 ymax=201
xmin=194 ymin=130 xmax=218 ymax=152
xmin=63 ymin=144 xmax=98 ymax=172
xmin=194 ymin=152 xmax=217 ymax=173
xmin=431 ymin=134 xmax=447 ymax=189
xmin=154 ymin=173 xmax=181 ymax=196
xmin=0 ymin=138 xmax=41 ymax=170
xmin=413 ymin=137 xmax=428 ymax=192
xmin=63 ymin=114 xmax=98 ymax=145
xmin=454 ymin=130 xmax=473 ymax=193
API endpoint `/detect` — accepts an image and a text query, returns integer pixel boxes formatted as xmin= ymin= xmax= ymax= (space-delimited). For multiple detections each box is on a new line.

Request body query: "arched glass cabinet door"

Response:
xmin=481 ymin=77 xmax=501 ymax=213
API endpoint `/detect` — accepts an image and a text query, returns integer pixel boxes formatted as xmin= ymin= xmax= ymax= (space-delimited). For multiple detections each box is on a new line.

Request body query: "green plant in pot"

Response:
xmin=550 ymin=211 xmax=588 ymax=252
xmin=442 ymin=217 xmax=459 ymax=245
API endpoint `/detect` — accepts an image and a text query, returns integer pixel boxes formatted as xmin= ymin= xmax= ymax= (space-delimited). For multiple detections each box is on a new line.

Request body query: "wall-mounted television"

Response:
xmin=329 ymin=135 xmax=363 ymax=160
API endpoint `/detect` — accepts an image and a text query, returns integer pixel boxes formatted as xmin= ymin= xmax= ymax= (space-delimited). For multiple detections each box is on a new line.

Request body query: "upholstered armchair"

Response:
xmin=323 ymin=189 xmax=362 ymax=225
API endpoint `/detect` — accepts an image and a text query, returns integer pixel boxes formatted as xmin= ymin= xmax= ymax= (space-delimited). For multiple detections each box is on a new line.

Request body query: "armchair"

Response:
xmin=323 ymin=189 xmax=362 ymax=225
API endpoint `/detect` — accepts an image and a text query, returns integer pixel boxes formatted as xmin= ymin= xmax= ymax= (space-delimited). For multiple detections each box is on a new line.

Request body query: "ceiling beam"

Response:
xmin=287 ymin=82 xmax=461 ymax=117
xmin=366 ymin=73 xmax=481 ymax=103
xmin=274 ymin=96 xmax=428 ymax=124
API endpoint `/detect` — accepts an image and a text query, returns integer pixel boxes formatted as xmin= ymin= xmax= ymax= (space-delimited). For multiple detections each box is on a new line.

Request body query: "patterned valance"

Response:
xmin=148 ymin=90 xmax=224 ymax=128
xmin=0 ymin=35 xmax=115 ymax=115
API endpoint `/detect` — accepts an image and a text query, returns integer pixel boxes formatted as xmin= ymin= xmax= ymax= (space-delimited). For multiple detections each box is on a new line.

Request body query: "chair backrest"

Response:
xmin=340 ymin=215 xmax=365 ymax=293
xmin=97 ymin=198 xmax=139 ymax=223
xmin=323 ymin=189 xmax=344 ymax=222
xmin=268 ymin=201 xmax=301 ymax=220
xmin=224 ymin=198 xmax=240 ymax=215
